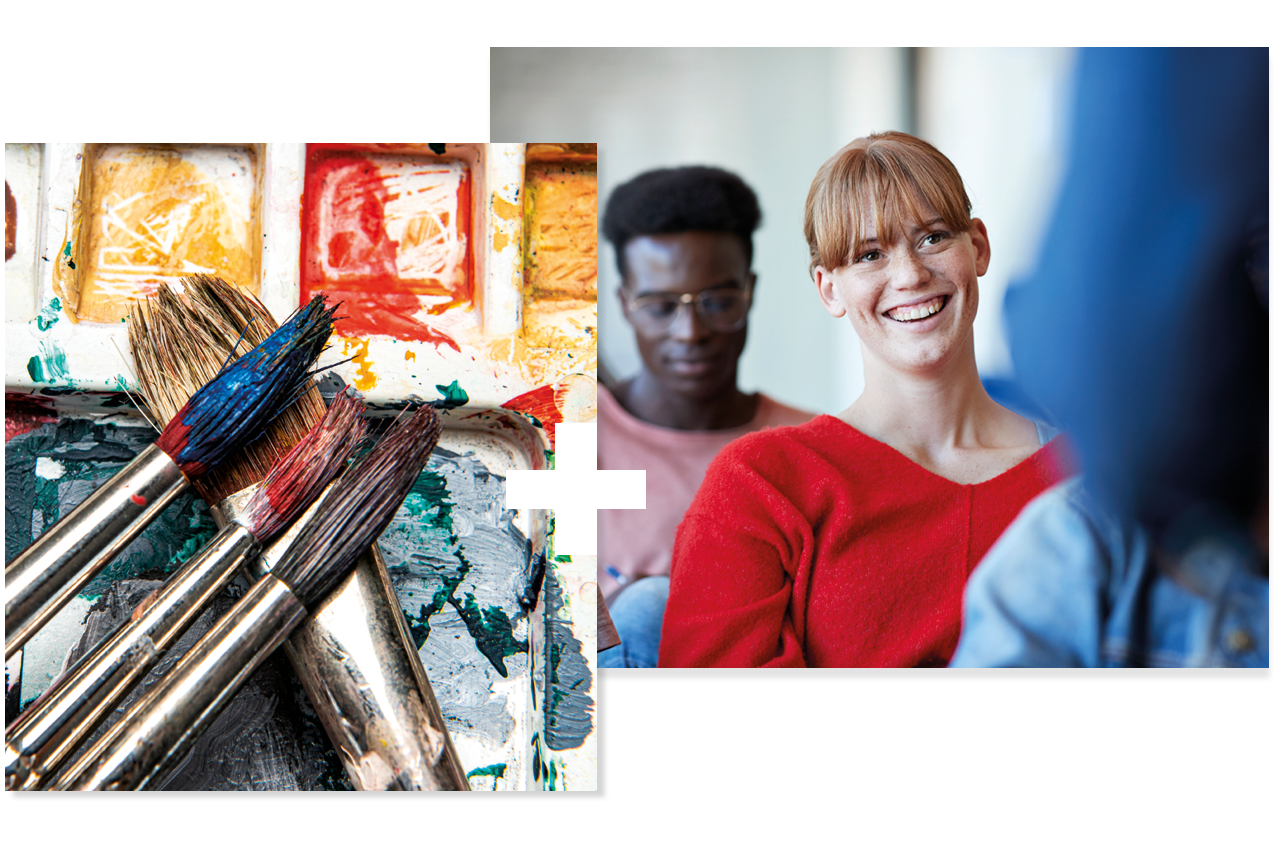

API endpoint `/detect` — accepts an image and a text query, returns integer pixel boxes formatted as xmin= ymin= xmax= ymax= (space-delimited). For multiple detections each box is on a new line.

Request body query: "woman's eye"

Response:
xmin=922 ymin=231 xmax=949 ymax=246
xmin=854 ymin=249 xmax=882 ymax=263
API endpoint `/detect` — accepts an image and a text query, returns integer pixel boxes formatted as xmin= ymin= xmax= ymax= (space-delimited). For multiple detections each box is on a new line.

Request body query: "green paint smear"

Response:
xmin=395 ymin=469 xmax=471 ymax=648
xmin=428 ymin=143 xmax=447 ymax=155
xmin=434 ymin=380 xmax=469 ymax=410
xmin=6 ymin=419 xmax=219 ymax=586
xmin=448 ymin=592 xmax=526 ymax=678
xmin=467 ymin=763 xmax=507 ymax=785
xmin=30 ymin=343 xmax=70 ymax=383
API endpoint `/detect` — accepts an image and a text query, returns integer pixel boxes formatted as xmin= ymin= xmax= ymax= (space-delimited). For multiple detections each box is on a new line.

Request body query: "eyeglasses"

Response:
xmin=622 ymin=288 xmax=752 ymax=336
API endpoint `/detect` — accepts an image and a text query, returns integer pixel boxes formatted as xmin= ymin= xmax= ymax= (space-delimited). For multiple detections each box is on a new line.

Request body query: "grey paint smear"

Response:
xmin=381 ymin=448 xmax=534 ymax=750
xmin=63 ymin=579 xmax=343 ymax=791
xmin=542 ymin=565 xmax=595 ymax=750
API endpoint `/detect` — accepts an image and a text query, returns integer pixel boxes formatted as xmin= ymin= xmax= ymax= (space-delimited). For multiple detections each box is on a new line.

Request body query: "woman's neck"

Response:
xmin=841 ymin=347 xmax=1040 ymax=483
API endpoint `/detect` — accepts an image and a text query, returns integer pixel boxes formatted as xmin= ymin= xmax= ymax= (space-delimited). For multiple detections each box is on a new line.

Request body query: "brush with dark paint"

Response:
xmin=50 ymin=407 xmax=444 ymax=791
xmin=129 ymin=275 xmax=470 ymax=791
xmin=3 ymin=390 xmax=366 ymax=791
xmin=3 ymin=295 xmax=337 ymax=660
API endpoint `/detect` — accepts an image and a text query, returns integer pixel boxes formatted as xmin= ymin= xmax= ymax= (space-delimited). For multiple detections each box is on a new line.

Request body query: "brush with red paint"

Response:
xmin=3 ymin=295 xmax=338 ymax=661
xmin=51 ymin=406 xmax=443 ymax=791
xmin=123 ymin=274 xmax=469 ymax=790
xmin=4 ymin=389 xmax=366 ymax=791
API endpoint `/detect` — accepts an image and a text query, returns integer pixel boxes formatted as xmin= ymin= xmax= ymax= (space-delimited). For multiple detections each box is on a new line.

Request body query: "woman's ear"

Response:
xmin=970 ymin=218 xmax=991 ymax=276
xmin=814 ymin=266 xmax=847 ymax=318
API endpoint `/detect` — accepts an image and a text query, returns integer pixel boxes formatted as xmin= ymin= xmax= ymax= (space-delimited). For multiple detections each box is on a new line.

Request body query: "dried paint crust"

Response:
xmin=6 ymin=418 xmax=546 ymax=789
xmin=300 ymin=149 xmax=472 ymax=347
xmin=76 ymin=145 xmax=261 ymax=323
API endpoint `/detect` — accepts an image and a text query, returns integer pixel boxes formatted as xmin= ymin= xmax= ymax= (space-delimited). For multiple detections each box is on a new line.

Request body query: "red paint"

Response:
xmin=501 ymin=384 xmax=565 ymax=450
xmin=5 ymin=394 xmax=57 ymax=441
xmin=131 ymin=494 xmax=147 ymax=506
xmin=300 ymin=148 xmax=472 ymax=345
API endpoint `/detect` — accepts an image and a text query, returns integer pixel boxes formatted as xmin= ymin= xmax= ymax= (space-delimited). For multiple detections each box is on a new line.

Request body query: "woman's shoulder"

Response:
xmin=706 ymin=415 xmax=862 ymax=480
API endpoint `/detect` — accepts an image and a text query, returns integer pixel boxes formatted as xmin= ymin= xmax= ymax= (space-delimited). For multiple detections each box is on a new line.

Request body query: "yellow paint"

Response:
xmin=342 ymin=337 xmax=378 ymax=391
xmin=78 ymin=146 xmax=258 ymax=323
xmin=493 ymin=226 xmax=510 ymax=253
xmin=523 ymin=164 xmax=596 ymax=302
xmin=492 ymin=193 xmax=520 ymax=221
xmin=405 ymin=349 xmax=416 ymax=362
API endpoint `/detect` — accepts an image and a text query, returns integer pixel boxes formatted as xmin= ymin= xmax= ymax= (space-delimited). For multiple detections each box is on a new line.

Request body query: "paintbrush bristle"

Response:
xmin=240 ymin=389 xmax=367 ymax=542
xmin=271 ymin=405 xmax=443 ymax=606
xmin=130 ymin=276 xmax=331 ymax=502
xmin=153 ymin=294 xmax=336 ymax=480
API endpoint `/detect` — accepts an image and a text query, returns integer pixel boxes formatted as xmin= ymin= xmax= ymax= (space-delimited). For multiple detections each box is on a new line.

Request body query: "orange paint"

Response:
xmin=405 ymin=349 xmax=416 ymax=362
xmin=341 ymin=337 xmax=378 ymax=391
xmin=492 ymin=193 xmax=520 ymax=221
xmin=79 ymin=145 xmax=259 ymax=323
xmin=301 ymin=148 xmax=471 ymax=346
xmin=523 ymin=163 xmax=596 ymax=303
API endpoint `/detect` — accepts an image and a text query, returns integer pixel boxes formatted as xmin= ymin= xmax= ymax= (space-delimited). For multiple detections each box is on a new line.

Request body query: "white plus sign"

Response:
xmin=504 ymin=422 xmax=645 ymax=556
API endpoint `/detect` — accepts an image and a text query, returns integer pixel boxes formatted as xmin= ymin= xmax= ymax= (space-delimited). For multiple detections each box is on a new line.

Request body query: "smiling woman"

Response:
xmin=658 ymin=132 xmax=1071 ymax=668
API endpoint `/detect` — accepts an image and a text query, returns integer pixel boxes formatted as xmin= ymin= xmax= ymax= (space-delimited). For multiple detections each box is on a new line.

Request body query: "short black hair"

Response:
xmin=601 ymin=166 xmax=762 ymax=282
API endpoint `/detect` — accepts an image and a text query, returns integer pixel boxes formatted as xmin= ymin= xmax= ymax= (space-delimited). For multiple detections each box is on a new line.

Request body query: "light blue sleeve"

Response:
xmin=949 ymin=479 xmax=1112 ymax=668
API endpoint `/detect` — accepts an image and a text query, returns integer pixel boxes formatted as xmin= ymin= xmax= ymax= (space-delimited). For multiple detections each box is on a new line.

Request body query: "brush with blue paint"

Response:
xmin=124 ymin=274 xmax=469 ymax=790
xmin=3 ymin=295 xmax=338 ymax=661
xmin=50 ymin=406 xmax=444 ymax=791
xmin=3 ymin=389 xmax=366 ymax=791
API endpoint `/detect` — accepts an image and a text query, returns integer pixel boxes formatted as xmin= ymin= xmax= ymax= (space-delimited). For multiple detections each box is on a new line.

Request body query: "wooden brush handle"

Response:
xmin=598 ymin=585 xmax=622 ymax=652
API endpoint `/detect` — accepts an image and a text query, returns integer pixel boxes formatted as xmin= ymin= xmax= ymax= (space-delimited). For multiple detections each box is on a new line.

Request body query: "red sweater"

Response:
xmin=658 ymin=415 xmax=1069 ymax=668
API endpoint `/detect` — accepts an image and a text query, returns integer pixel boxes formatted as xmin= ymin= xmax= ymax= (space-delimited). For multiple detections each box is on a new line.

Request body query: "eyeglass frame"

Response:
xmin=619 ymin=285 xmax=754 ymax=336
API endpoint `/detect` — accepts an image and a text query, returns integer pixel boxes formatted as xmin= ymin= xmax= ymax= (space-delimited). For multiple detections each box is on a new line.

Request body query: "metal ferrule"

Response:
xmin=4 ymin=523 xmax=260 ymax=791
xmin=50 ymin=575 xmax=305 ymax=791
xmin=212 ymin=487 xmax=470 ymax=790
xmin=5 ymin=445 xmax=189 ymax=659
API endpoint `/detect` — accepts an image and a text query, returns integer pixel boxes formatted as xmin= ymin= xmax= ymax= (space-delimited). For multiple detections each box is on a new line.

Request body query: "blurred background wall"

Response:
xmin=492 ymin=48 xmax=1078 ymax=416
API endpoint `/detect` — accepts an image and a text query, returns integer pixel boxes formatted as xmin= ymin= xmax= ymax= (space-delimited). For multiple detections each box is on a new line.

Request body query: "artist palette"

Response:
xmin=3 ymin=142 xmax=598 ymax=790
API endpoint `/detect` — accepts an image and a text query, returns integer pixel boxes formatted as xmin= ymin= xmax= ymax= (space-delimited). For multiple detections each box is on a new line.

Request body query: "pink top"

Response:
xmin=597 ymin=384 xmax=815 ymax=600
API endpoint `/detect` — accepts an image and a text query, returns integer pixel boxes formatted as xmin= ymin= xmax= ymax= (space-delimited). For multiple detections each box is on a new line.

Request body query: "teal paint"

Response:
xmin=434 ymin=380 xmax=469 ymax=409
xmin=36 ymin=299 xmax=62 ymax=331
xmin=5 ymin=418 xmax=219 ymax=589
xmin=467 ymin=763 xmax=508 ymax=784
xmin=28 ymin=343 xmax=70 ymax=384
xmin=448 ymin=592 xmax=525 ymax=678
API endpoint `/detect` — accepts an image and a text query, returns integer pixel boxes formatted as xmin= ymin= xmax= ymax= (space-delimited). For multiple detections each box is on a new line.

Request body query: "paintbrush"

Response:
xmin=130 ymin=275 xmax=469 ymax=790
xmin=4 ymin=295 xmax=337 ymax=660
xmin=49 ymin=407 xmax=444 ymax=791
xmin=3 ymin=390 xmax=366 ymax=791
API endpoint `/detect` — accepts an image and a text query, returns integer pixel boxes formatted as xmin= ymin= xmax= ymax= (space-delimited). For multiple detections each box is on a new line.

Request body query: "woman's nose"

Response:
xmin=891 ymin=250 xmax=931 ymax=288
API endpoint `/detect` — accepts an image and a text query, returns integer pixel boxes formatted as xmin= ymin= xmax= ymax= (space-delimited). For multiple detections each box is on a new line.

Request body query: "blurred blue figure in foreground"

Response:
xmin=951 ymin=48 xmax=1267 ymax=667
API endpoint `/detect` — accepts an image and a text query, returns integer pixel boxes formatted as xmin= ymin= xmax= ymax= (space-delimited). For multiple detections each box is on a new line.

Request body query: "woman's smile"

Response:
xmin=885 ymin=294 xmax=949 ymax=324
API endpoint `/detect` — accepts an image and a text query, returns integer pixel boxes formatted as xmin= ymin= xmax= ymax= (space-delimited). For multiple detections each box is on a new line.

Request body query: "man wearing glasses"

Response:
xmin=598 ymin=166 xmax=813 ymax=668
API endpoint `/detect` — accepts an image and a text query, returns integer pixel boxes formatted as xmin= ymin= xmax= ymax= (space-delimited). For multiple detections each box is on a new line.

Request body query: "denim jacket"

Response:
xmin=950 ymin=478 xmax=1268 ymax=668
